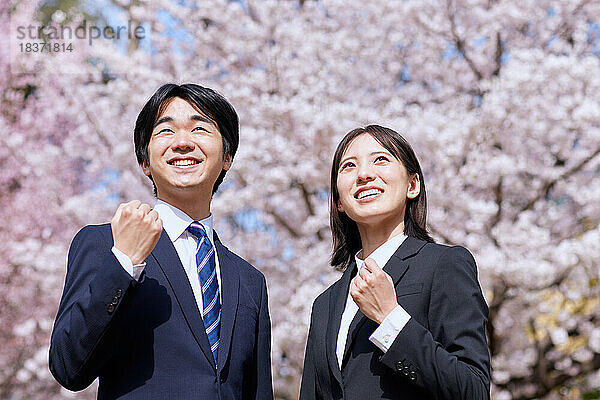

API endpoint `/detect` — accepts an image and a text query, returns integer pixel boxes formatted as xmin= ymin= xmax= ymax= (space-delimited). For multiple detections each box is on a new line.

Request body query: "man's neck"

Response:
xmin=156 ymin=193 xmax=211 ymax=221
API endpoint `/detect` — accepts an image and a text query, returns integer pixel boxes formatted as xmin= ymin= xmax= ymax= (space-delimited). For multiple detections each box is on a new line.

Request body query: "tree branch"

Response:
xmin=294 ymin=181 xmax=323 ymax=240
xmin=492 ymin=31 xmax=503 ymax=76
xmin=515 ymin=147 xmax=600 ymax=219
xmin=266 ymin=207 xmax=301 ymax=238
xmin=488 ymin=176 xmax=503 ymax=247
xmin=447 ymin=0 xmax=483 ymax=81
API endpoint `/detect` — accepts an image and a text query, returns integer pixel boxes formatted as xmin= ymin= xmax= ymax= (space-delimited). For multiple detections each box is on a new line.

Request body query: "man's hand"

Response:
xmin=111 ymin=200 xmax=163 ymax=265
xmin=350 ymin=258 xmax=398 ymax=324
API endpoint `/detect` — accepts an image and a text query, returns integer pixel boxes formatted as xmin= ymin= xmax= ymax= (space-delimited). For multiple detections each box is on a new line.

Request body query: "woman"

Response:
xmin=300 ymin=125 xmax=490 ymax=400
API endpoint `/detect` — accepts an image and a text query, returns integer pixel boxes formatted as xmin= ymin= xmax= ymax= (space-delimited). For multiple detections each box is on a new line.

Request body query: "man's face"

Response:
xmin=141 ymin=97 xmax=231 ymax=200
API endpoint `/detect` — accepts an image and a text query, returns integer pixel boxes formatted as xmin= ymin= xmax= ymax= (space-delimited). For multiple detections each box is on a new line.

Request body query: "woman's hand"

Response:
xmin=350 ymin=258 xmax=398 ymax=324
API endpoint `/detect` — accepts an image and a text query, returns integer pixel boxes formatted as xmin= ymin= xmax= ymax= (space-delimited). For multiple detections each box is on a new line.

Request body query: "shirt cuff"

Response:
xmin=111 ymin=246 xmax=146 ymax=281
xmin=369 ymin=305 xmax=411 ymax=353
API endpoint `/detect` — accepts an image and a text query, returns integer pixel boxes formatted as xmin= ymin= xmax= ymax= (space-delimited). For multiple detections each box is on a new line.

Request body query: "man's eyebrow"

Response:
xmin=153 ymin=114 xmax=212 ymax=128
xmin=153 ymin=116 xmax=173 ymax=128
xmin=190 ymin=114 xmax=212 ymax=123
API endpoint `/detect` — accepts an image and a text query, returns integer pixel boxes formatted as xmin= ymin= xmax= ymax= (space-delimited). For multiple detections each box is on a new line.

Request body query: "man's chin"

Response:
xmin=159 ymin=183 xmax=213 ymax=196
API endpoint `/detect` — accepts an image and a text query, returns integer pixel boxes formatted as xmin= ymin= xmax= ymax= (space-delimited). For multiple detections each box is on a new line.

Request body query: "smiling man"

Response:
xmin=49 ymin=84 xmax=273 ymax=400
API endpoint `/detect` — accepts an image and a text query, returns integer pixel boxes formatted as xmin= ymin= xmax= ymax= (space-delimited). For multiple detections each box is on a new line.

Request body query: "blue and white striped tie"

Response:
xmin=188 ymin=222 xmax=221 ymax=366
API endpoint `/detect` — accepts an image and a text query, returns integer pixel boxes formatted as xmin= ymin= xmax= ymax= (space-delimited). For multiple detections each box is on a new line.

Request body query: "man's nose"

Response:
xmin=172 ymin=130 xmax=195 ymax=151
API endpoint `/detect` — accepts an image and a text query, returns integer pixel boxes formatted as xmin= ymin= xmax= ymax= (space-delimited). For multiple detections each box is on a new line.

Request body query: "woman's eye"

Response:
xmin=192 ymin=126 xmax=207 ymax=133
xmin=375 ymin=155 xmax=389 ymax=162
xmin=340 ymin=161 xmax=355 ymax=171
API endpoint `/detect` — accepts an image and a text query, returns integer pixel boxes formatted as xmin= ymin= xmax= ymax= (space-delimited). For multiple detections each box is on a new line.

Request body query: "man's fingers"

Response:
xmin=150 ymin=217 xmax=163 ymax=235
xmin=112 ymin=201 xmax=159 ymax=237
xmin=147 ymin=210 xmax=160 ymax=222
xmin=129 ymin=199 xmax=142 ymax=208
xmin=112 ymin=203 xmax=126 ymax=222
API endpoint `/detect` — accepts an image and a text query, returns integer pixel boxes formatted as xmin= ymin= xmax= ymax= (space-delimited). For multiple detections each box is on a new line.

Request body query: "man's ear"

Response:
xmin=141 ymin=160 xmax=151 ymax=176
xmin=407 ymin=173 xmax=420 ymax=199
xmin=222 ymin=154 xmax=233 ymax=171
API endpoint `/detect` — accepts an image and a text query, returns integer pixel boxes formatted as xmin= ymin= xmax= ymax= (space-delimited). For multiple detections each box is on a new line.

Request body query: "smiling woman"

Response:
xmin=300 ymin=125 xmax=491 ymax=400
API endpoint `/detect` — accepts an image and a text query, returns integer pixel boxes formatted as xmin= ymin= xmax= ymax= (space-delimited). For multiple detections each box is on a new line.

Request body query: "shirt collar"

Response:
xmin=354 ymin=233 xmax=407 ymax=270
xmin=154 ymin=199 xmax=214 ymax=243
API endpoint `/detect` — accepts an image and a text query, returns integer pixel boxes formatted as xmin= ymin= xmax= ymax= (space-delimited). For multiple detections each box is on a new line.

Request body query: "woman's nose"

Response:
xmin=356 ymin=165 xmax=375 ymax=183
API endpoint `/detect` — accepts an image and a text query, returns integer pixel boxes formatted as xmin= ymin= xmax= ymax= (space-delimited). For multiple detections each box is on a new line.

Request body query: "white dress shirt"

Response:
xmin=335 ymin=233 xmax=412 ymax=367
xmin=112 ymin=200 xmax=222 ymax=315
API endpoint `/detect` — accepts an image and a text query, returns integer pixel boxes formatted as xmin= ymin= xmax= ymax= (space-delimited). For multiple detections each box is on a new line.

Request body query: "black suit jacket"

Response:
xmin=300 ymin=237 xmax=490 ymax=400
xmin=49 ymin=224 xmax=273 ymax=400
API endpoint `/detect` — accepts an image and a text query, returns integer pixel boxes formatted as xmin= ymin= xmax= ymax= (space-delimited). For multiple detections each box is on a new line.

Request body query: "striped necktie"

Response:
xmin=188 ymin=222 xmax=221 ymax=365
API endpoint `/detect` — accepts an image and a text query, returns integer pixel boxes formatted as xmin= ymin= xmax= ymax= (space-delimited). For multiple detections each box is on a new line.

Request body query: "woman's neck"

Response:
xmin=357 ymin=220 xmax=405 ymax=259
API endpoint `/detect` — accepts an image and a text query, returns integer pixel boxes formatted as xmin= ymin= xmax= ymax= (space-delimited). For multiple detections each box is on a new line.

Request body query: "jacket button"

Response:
xmin=403 ymin=366 xmax=410 ymax=376
xmin=115 ymin=289 xmax=123 ymax=298
xmin=409 ymin=371 xmax=417 ymax=381
xmin=107 ymin=304 xmax=115 ymax=313
xmin=396 ymin=361 xmax=403 ymax=371
xmin=111 ymin=296 xmax=119 ymax=305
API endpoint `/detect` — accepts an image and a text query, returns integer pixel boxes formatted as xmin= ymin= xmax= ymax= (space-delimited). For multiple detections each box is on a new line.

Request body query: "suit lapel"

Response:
xmin=326 ymin=261 xmax=356 ymax=386
xmin=342 ymin=237 xmax=427 ymax=364
xmin=150 ymin=230 xmax=216 ymax=369
xmin=214 ymin=234 xmax=239 ymax=374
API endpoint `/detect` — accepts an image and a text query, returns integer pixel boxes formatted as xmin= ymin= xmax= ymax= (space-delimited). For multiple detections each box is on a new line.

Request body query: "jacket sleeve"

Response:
xmin=379 ymin=246 xmax=491 ymax=399
xmin=49 ymin=225 xmax=141 ymax=391
xmin=255 ymin=274 xmax=274 ymax=400
xmin=299 ymin=300 xmax=319 ymax=400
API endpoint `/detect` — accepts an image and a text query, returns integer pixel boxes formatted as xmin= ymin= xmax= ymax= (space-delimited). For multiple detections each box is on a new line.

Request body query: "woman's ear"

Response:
xmin=407 ymin=173 xmax=420 ymax=199
xmin=222 ymin=153 xmax=233 ymax=171
xmin=337 ymin=201 xmax=345 ymax=213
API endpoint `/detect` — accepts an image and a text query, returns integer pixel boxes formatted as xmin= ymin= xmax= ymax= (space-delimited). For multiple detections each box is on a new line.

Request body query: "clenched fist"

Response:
xmin=111 ymin=200 xmax=163 ymax=265
xmin=350 ymin=258 xmax=398 ymax=324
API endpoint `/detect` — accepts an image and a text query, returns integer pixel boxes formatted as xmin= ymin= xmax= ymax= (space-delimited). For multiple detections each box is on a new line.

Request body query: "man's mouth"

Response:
xmin=355 ymin=188 xmax=383 ymax=200
xmin=168 ymin=158 xmax=201 ymax=167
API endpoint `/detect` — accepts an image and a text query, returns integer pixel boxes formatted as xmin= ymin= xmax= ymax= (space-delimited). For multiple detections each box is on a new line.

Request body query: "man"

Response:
xmin=49 ymin=83 xmax=273 ymax=399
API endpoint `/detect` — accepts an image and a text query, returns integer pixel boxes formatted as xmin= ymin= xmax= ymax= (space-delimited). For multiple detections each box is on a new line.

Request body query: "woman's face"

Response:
xmin=336 ymin=133 xmax=420 ymax=229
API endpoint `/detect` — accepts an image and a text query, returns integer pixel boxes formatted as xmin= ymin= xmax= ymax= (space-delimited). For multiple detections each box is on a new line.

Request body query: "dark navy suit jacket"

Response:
xmin=50 ymin=224 xmax=273 ymax=400
xmin=300 ymin=237 xmax=490 ymax=400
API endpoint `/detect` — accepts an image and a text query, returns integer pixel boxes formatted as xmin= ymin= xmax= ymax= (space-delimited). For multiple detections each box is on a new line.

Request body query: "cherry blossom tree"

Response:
xmin=2 ymin=0 xmax=599 ymax=399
